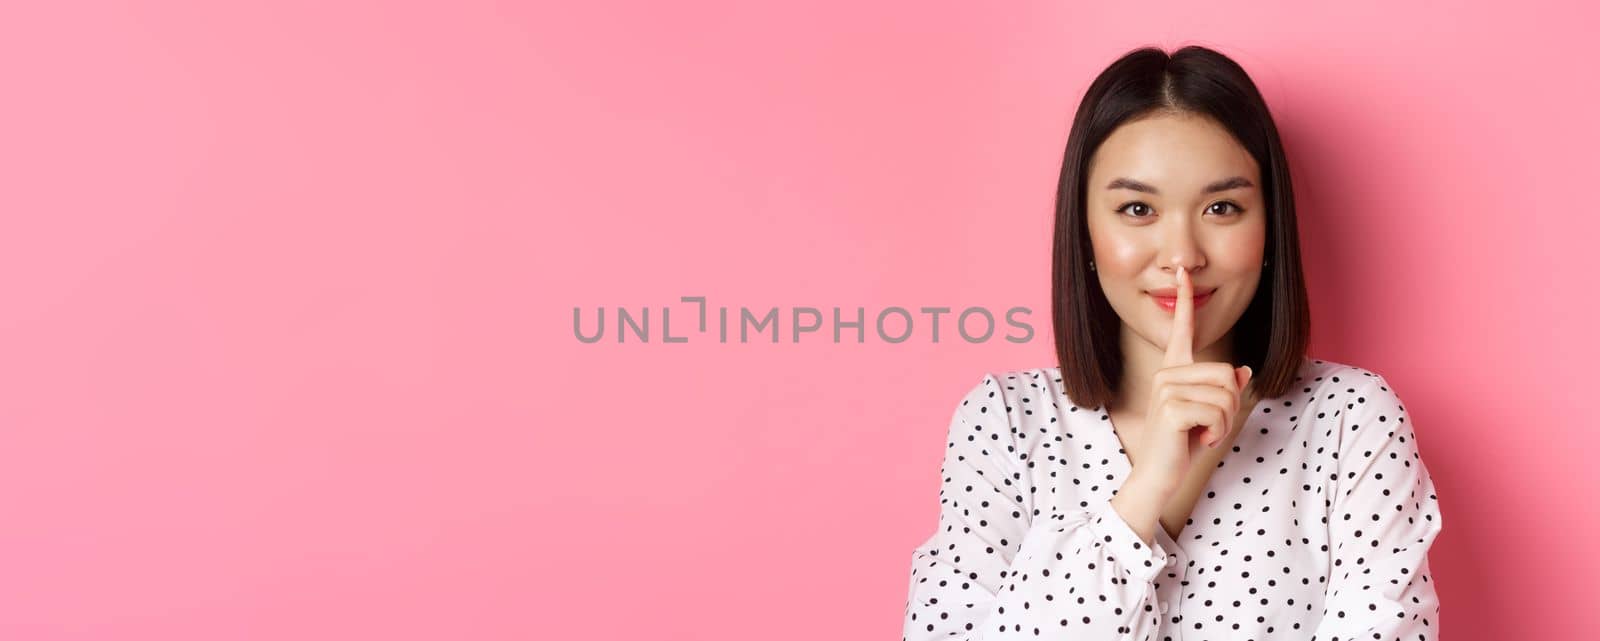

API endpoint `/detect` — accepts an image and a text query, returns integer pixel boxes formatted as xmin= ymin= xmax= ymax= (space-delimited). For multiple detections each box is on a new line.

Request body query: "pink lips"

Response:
xmin=1150 ymin=290 xmax=1212 ymax=312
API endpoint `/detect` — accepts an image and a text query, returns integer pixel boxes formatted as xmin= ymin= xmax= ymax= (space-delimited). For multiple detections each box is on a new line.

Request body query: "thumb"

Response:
xmin=1236 ymin=365 xmax=1253 ymax=390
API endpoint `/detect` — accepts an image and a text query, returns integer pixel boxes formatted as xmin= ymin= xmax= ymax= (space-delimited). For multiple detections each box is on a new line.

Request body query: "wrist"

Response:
xmin=1111 ymin=473 xmax=1167 ymax=547
xmin=1125 ymin=469 xmax=1176 ymax=502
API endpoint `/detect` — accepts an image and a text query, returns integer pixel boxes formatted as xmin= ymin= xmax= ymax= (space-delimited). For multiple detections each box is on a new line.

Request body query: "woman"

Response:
xmin=901 ymin=46 xmax=1443 ymax=640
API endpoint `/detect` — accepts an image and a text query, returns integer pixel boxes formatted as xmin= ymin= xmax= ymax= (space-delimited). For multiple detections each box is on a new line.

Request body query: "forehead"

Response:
xmin=1087 ymin=113 xmax=1259 ymax=189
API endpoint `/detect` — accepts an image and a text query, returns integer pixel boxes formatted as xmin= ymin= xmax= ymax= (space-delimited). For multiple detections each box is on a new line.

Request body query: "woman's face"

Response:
xmin=1084 ymin=111 xmax=1268 ymax=361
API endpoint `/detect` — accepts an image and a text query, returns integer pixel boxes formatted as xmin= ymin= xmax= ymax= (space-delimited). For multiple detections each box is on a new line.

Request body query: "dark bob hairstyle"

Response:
xmin=1051 ymin=45 xmax=1310 ymax=410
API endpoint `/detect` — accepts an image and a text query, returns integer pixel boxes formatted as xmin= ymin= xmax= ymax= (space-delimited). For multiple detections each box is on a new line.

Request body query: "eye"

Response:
xmin=1114 ymin=201 xmax=1154 ymax=218
xmin=1207 ymin=201 xmax=1244 ymax=216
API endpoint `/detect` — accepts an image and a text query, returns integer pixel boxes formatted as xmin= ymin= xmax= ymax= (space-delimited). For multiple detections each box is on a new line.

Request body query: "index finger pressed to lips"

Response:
xmin=1162 ymin=265 xmax=1194 ymax=368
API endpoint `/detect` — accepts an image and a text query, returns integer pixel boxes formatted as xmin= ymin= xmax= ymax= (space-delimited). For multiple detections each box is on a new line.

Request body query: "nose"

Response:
xmin=1158 ymin=215 xmax=1205 ymax=274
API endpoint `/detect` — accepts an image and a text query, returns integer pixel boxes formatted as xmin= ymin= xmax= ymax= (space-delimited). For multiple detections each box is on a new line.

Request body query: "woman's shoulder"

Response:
xmin=1301 ymin=355 xmax=1383 ymax=384
xmin=1297 ymin=356 xmax=1400 ymax=401
xmin=1296 ymin=357 xmax=1419 ymax=443
xmin=947 ymin=365 xmax=1075 ymax=424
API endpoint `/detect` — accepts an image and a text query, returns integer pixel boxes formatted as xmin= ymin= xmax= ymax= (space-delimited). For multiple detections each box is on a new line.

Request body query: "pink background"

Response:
xmin=1 ymin=1 xmax=1593 ymax=639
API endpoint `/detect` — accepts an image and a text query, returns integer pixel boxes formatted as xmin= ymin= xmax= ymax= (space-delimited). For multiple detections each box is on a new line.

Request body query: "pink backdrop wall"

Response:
xmin=1 ymin=1 xmax=1593 ymax=639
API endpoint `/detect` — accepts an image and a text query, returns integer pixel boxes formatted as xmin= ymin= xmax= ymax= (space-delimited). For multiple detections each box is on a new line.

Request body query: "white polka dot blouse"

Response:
xmin=902 ymin=357 xmax=1443 ymax=640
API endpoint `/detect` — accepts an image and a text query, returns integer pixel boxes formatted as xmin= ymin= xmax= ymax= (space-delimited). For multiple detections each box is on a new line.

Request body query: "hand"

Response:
xmin=1127 ymin=265 xmax=1254 ymax=496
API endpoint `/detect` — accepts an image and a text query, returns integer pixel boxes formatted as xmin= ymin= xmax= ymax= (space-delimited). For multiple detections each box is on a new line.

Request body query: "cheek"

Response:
xmin=1087 ymin=227 xmax=1146 ymax=270
xmin=1216 ymin=228 xmax=1268 ymax=271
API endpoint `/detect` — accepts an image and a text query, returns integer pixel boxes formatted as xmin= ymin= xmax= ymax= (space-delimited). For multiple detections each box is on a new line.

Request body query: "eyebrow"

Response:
xmin=1105 ymin=176 xmax=1256 ymax=195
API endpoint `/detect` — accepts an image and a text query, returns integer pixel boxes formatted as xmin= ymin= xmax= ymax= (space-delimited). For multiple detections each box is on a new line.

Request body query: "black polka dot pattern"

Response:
xmin=901 ymin=357 xmax=1443 ymax=640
